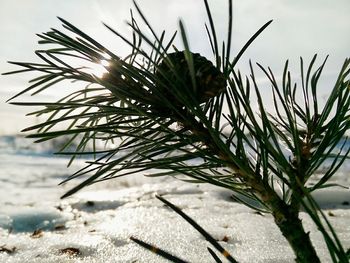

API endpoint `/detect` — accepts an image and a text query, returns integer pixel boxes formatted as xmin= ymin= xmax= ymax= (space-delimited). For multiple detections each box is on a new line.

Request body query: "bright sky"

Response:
xmin=0 ymin=0 xmax=349 ymax=135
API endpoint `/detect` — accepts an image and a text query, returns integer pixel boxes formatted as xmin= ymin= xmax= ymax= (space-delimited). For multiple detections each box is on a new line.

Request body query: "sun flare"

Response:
xmin=89 ymin=59 xmax=110 ymax=78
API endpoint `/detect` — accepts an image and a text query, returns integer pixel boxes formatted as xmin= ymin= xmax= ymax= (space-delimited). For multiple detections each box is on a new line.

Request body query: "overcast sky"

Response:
xmin=0 ymin=0 xmax=349 ymax=134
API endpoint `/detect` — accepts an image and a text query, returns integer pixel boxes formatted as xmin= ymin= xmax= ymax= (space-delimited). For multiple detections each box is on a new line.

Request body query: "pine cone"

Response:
xmin=155 ymin=51 xmax=226 ymax=104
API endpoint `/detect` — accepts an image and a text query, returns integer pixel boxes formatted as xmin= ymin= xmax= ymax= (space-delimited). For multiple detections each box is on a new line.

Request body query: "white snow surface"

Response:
xmin=0 ymin=136 xmax=350 ymax=262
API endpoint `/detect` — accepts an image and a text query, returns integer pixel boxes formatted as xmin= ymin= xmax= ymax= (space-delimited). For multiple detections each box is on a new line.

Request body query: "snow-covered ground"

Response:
xmin=0 ymin=135 xmax=349 ymax=262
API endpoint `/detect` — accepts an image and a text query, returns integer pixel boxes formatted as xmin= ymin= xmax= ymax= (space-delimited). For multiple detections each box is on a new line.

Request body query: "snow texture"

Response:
xmin=0 ymin=136 xmax=349 ymax=262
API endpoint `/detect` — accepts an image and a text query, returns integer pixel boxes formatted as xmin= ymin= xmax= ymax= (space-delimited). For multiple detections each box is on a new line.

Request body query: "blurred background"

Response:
xmin=0 ymin=0 xmax=349 ymax=134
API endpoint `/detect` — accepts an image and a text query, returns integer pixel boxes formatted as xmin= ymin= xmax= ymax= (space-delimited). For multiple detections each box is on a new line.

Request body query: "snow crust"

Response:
xmin=0 ymin=136 xmax=349 ymax=262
